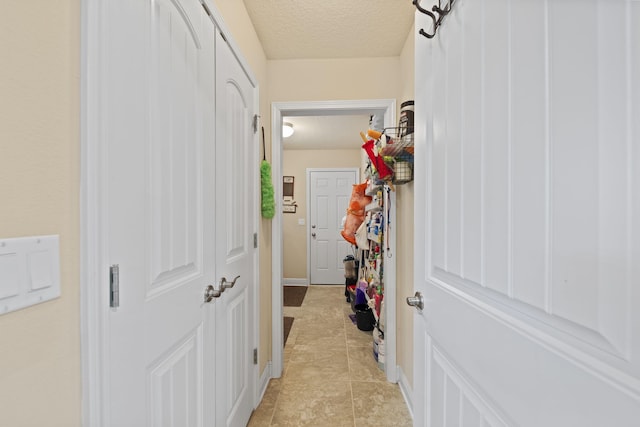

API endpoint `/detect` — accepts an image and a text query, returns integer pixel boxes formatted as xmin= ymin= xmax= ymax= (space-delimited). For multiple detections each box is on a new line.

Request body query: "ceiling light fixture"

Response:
xmin=282 ymin=122 xmax=294 ymax=138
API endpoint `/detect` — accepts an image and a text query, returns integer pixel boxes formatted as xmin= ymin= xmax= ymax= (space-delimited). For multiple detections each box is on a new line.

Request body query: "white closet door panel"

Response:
xmin=431 ymin=32 xmax=448 ymax=272
xmin=549 ymin=1 xmax=600 ymax=330
xmin=481 ymin=0 xmax=510 ymax=295
xmin=632 ymin=0 xmax=640 ymax=376
xmin=594 ymin=0 xmax=634 ymax=356
xmin=445 ymin=7 xmax=463 ymax=278
xmin=460 ymin=0 xmax=483 ymax=285
xmin=510 ymin=0 xmax=548 ymax=309
xmin=149 ymin=0 xmax=203 ymax=295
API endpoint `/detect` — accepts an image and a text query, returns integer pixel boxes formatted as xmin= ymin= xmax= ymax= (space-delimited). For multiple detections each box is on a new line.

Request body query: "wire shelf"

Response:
xmin=379 ymin=128 xmax=414 ymax=163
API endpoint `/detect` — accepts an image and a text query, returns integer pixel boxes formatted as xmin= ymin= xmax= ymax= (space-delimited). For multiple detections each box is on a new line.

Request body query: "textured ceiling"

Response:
xmin=243 ymin=0 xmax=416 ymax=59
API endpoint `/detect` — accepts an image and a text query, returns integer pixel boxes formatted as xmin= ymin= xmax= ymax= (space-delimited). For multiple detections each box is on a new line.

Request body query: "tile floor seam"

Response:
xmin=266 ymin=384 xmax=281 ymax=426
xmin=343 ymin=294 xmax=358 ymax=427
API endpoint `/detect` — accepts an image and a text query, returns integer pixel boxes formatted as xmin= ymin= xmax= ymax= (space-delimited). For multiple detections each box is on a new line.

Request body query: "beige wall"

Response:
xmin=268 ymin=57 xmax=401 ymax=102
xmin=282 ymin=149 xmax=362 ymax=279
xmin=395 ymin=25 xmax=416 ymax=388
xmin=0 ymin=1 xmax=81 ymax=426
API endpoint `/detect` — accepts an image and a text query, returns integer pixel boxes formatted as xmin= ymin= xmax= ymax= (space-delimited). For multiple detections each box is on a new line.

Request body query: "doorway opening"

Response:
xmin=270 ymin=99 xmax=398 ymax=382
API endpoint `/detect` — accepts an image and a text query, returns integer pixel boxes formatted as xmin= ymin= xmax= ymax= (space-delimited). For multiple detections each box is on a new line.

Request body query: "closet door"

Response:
xmin=102 ymin=0 xmax=217 ymax=425
xmin=214 ymin=30 xmax=258 ymax=427
xmin=412 ymin=0 xmax=640 ymax=425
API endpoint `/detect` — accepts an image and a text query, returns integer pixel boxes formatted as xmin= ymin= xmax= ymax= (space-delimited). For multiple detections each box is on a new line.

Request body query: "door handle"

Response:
xmin=312 ymin=225 xmax=316 ymax=229
xmin=311 ymin=233 xmax=316 ymax=238
xmin=204 ymin=285 xmax=223 ymax=303
xmin=204 ymin=275 xmax=241 ymax=303
xmin=221 ymin=275 xmax=240 ymax=290
xmin=406 ymin=291 xmax=424 ymax=311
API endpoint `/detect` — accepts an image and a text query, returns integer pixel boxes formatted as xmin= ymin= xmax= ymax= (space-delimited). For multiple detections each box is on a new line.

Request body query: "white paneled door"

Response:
xmin=105 ymin=1 xmax=216 ymax=425
xmin=94 ymin=1 xmax=258 ymax=426
xmin=214 ymin=30 xmax=257 ymax=427
xmin=412 ymin=0 xmax=640 ymax=425
xmin=309 ymin=169 xmax=358 ymax=284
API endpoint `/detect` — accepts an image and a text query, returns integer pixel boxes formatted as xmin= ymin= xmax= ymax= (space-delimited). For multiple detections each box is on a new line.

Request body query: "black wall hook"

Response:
xmin=413 ymin=0 xmax=456 ymax=39
xmin=413 ymin=0 xmax=438 ymax=38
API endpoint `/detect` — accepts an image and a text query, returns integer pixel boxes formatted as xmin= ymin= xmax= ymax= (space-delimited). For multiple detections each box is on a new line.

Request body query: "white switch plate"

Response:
xmin=298 ymin=218 xmax=305 ymax=226
xmin=0 ymin=235 xmax=60 ymax=315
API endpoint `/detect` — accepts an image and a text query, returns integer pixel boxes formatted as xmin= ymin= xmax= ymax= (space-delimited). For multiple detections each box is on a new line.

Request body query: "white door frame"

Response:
xmin=306 ymin=167 xmax=360 ymax=285
xmin=271 ymin=99 xmax=398 ymax=382
xmin=80 ymin=1 xmax=261 ymax=424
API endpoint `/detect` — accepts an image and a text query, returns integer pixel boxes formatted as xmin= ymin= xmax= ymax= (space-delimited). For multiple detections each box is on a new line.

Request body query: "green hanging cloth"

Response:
xmin=260 ymin=126 xmax=276 ymax=219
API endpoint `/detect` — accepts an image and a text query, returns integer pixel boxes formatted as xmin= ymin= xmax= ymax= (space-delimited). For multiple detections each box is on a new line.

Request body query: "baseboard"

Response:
xmin=256 ymin=361 xmax=272 ymax=406
xmin=283 ymin=278 xmax=308 ymax=286
xmin=397 ymin=366 xmax=414 ymax=420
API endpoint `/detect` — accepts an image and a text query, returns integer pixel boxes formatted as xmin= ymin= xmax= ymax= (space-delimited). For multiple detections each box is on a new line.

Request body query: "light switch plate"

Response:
xmin=0 ymin=235 xmax=60 ymax=315
xmin=298 ymin=218 xmax=305 ymax=226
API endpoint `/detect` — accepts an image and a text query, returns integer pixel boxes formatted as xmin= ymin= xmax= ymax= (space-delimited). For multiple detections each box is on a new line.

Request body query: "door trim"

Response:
xmin=271 ymin=99 xmax=397 ymax=381
xmin=306 ymin=168 xmax=360 ymax=285
xmin=80 ymin=1 xmax=261 ymax=424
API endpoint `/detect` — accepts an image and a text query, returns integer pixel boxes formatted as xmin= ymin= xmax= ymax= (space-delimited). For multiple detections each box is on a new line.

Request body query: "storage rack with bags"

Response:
xmin=345 ymin=116 xmax=414 ymax=371
xmin=345 ymin=181 xmax=391 ymax=370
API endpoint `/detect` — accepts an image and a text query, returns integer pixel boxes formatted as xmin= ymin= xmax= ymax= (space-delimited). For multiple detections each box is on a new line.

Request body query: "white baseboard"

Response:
xmin=397 ymin=366 xmax=414 ymax=420
xmin=256 ymin=361 xmax=272 ymax=406
xmin=283 ymin=278 xmax=308 ymax=286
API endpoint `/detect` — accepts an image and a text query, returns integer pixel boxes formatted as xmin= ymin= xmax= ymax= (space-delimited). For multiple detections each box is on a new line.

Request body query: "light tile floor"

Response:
xmin=248 ymin=285 xmax=413 ymax=427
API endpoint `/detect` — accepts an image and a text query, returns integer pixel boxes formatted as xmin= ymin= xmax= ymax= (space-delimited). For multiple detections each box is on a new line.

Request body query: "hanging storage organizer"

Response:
xmin=378 ymin=127 xmax=415 ymax=185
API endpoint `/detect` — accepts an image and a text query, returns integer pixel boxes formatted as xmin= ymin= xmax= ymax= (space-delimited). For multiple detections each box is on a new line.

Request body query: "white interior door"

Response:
xmin=412 ymin=1 xmax=640 ymax=425
xmin=104 ymin=0 xmax=216 ymax=425
xmin=213 ymin=30 xmax=257 ymax=427
xmin=309 ymin=169 xmax=358 ymax=284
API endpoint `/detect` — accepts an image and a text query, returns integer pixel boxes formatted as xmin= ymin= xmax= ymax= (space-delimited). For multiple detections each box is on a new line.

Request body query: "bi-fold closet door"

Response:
xmin=92 ymin=1 xmax=257 ymax=426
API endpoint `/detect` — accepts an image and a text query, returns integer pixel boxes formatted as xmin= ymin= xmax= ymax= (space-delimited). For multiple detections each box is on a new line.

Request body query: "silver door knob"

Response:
xmin=221 ymin=275 xmax=240 ymax=290
xmin=204 ymin=285 xmax=223 ymax=303
xmin=406 ymin=291 xmax=424 ymax=311
xmin=312 ymin=225 xmax=316 ymax=229
xmin=311 ymin=233 xmax=316 ymax=238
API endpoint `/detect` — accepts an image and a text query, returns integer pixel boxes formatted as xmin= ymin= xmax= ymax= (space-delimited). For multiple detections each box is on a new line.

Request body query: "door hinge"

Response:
xmin=253 ymin=348 xmax=258 ymax=365
xmin=252 ymin=114 xmax=260 ymax=134
xmin=200 ymin=1 xmax=212 ymax=17
xmin=219 ymin=30 xmax=228 ymax=43
xmin=110 ymin=264 xmax=120 ymax=308
xmin=253 ymin=232 xmax=258 ymax=249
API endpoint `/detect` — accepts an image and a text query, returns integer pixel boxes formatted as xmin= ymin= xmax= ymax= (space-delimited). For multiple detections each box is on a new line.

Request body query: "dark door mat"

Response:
xmin=284 ymin=316 xmax=294 ymax=346
xmin=283 ymin=286 xmax=307 ymax=307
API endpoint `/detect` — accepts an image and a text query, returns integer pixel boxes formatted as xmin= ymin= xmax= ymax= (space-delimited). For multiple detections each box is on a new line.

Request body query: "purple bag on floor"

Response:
xmin=355 ymin=288 xmax=367 ymax=306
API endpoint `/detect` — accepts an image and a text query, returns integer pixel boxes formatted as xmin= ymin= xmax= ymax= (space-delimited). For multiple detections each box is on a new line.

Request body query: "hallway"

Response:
xmin=248 ymin=285 xmax=412 ymax=426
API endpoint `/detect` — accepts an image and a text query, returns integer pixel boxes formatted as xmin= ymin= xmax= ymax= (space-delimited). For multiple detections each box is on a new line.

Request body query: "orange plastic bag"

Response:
xmin=340 ymin=182 xmax=372 ymax=245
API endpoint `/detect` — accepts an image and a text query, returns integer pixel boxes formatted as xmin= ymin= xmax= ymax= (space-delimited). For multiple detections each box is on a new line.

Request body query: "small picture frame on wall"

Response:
xmin=283 ymin=205 xmax=296 ymax=213
xmin=283 ymin=176 xmax=295 ymax=198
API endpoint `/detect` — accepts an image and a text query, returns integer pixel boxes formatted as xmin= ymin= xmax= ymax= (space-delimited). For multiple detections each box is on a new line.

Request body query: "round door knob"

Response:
xmin=406 ymin=291 xmax=424 ymax=311
xmin=311 ymin=233 xmax=316 ymax=238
